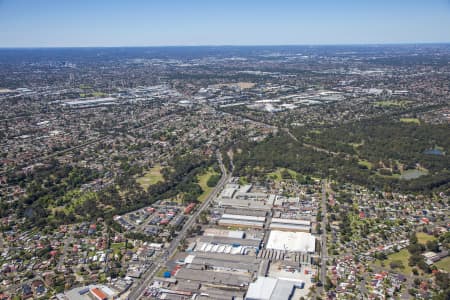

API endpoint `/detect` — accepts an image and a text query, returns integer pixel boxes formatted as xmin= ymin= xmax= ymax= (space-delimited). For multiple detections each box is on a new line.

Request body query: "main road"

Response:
xmin=127 ymin=152 xmax=231 ymax=300
xmin=318 ymin=179 xmax=328 ymax=295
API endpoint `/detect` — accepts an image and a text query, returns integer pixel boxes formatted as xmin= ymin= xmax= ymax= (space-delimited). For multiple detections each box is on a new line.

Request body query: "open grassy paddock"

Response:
xmin=374 ymin=249 xmax=412 ymax=275
xmin=136 ymin=165 xmax=164 ymax=190
xmin=197 ymin=168 xmax=220 ymax=202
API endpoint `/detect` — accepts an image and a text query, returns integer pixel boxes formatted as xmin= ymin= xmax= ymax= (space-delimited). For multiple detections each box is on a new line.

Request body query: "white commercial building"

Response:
xmin=246 ymin=277 xmax=302 ymax=300
xmin=222 ymin=214 xmax=266 ymax=223
xmin=203 ymin=228 xmax=245 ymax=239
xmin=266 ymin=231 xmax=316 ymax=253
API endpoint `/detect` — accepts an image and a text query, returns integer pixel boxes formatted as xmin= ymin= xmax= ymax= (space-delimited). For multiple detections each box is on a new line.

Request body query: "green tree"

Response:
xmin=426 ymin=240 xmax=439 ymax=252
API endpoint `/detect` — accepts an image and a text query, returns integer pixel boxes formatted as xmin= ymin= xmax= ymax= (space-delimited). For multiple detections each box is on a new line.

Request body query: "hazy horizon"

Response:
xmin=1 ymin=42 xmax=450 ymax=50
xmin=1 ymin=0 xmax=450 ymax=47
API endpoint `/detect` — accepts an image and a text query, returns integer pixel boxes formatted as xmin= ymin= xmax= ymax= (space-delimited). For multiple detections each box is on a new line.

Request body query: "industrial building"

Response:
xmin=183 ymin=252 xmax=261 ymax=273
xmin=193 ymin=236 xmax=260 ymax=255
xmin=203 ymin=228 xmax=245 ymax=239
xmin=266 ymin=230 xmax=316 ymax=253
xmin=216 ymin=183 xmax=275 ymax=211
xmin=222 ymin=214 xmax=266 ymax=223
xmin=197 ymin=235 xmax=261 ymax=248
xmin=245 ymin=277 xmax=304 ymax=300
xmin=175 ymin=268 xmax=252 ymax=287
xmin=216 ymin=212 xmax=266 ymax=228
xmin=63 ymin=285 xmax=117 ymax=300
xmin=225 ymin=208 xmax=267 ymax=217
xmin=269 ymin=218 xmax=311 ymax=232
xmin=63 ymin=97 xmax=118 ymax=108
xmin=218 ymin=219 xmax=265 ymax=229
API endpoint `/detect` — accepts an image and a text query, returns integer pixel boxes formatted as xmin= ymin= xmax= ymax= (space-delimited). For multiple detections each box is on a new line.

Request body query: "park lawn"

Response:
xmin=156 ymin=267 xmax=168 ymax=278
xmin=400 ymin=118 xmax=420 ymax=125
xmin=374 ymin=249 xmax=412 ymax=275
xmin=239 ymin=176 xmax=249 ymax=185
xmin=416 ymin=232 xmax=436 ymax=245
xmin=168 ymin=193 xmax=185 ymax=205
xmin=266 ymin=168 xmax=298 ymax=182
xmin=374 ymin=171 xmax=401 ymax=179
xmin=197 ymin=168 xmax=220 ymax=202
xmin=60 ymin=190 xmax=98 ymax=216
xmin=350 ymin=141 xmax=365 ymax=155
xmin=309 ymin=129 xmax=322 ymax=135
xmin=136 ymin=165 xmax=164 ymax=191
xmin=374 ymin=100 xmax=411 ymax=107
xmin=358 ymin=159 xmax=373 ymax=169
xmin=111 ymin=242 xmax=125 ymax=252
xmin=434 ymin=257 xmax=450 ymax=272
xmin=92 ymin=91 xmax=107 ymax=97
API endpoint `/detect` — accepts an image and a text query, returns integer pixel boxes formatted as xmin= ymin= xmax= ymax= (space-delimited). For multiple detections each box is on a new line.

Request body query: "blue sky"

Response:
xmin=0 ymin=0 xmax=449 ymax=47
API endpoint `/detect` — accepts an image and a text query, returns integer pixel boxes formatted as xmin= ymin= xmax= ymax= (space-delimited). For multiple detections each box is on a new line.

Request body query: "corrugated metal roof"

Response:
xmin=245 ymin=277 xmax=277 ymax=300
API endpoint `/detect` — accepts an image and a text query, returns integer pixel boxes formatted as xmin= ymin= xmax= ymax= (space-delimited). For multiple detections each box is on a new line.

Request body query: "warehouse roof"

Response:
xmin=269 ymin=223 xmax=310 ymax=232
xmin=222 ymin=214 xmax=266 ymax=222
xmin=198 ymin=236 xmax=261 ymax=247
xmin=246 ymin=277 xmax=299 ymax=300
xmin=245 ymin=277 xmax=277 ymax=300
xmin=203 ymin=228 xmax=245 ymax=239
xmin=271 ymin=218 xmax=310 ymax=226
xmin=218 ymin=219 xmax=264 ymax=228
xmin=266 ymin=231 xmax=315 ymax=252
xmin=175 ymin=269 xmax=251 ymax=287
xmin=221 ymin=187 xmax=237 ymax=198
xmin=225 ymin=208 xmax=267 ymax=217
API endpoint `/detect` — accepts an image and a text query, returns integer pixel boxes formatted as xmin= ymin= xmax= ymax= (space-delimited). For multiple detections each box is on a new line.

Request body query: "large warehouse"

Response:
xmin=218 ymin=213 xmax=266 ymax=229
xmin=245 ymin=277 xmax=301 ymax=300
xmin=266 ymin=230 xmax=316 ymax=253
xmin=269 ymin=218 xmax=311 ymax=232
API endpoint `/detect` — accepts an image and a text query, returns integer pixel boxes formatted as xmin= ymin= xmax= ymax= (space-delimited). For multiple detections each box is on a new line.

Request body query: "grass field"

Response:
xmin=400 ymin=169 xmax=428 ymax=180
xmin=400 ymin=118 xmax=420 ymax=125
xmin=266 ymin=168 xmax=298 ymax=182
xmin=136 ymin=165 xmax=164 ymax=191
xmin=110 ymin=242 xmax=125 ymax=255
xmin=374 ymin=249 xmax=412 ymax=275
xmin=374 ymin=100 xmax=411 ymax=107
xmin=358 ymin=159 xmax=373 ymax=169
xmin=197 ymin=168 xmax=220 ymax=202
xmin=417 ymin=232 xmax=436 ymax=245
xmin=156 ymin=267 xmax=167 ymax=278
xmin=309 ymin=129 xmax=322 ymax=135
xmin=434 ymin=257 xmax=450 ymax=272
xmin=375 ymin=172 xmax=401 ymax=179
xmin=239 ymin=177 xmax=249 ymax=185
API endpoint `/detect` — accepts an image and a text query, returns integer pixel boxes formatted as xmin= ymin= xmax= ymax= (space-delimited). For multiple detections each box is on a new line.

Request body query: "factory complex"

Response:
xmin=144 ymin=177 xmax=322 ymax=299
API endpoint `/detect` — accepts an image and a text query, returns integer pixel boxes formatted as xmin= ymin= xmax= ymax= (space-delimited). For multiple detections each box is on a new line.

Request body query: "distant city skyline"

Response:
xmin=1 ymin=0 xmax=450 ymax=47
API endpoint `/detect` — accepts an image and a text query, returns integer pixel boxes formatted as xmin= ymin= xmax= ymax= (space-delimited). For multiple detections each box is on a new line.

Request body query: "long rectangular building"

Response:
xmin=271 ymin=218 xmax=310 ymax=226
xmin=269 ymin=218 xmax=311 ymax=232
xmin=222 ymin=214 xmax=266 ymax=223
xmin=203 ymin=228 xmax=245 ymax=239
xmin=198 ymin=236 xmax=261 ymax=248
xmin=175 ymin=268 xmax=252 ymax=287
xmin=218 ymin=219 xmax=264 ymax=229
xmin=225 ymin=208 xmax=267 ymax=217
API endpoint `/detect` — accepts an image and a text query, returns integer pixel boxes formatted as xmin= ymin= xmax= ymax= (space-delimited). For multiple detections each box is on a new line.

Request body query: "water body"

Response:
xmin=424 ymin=149 xmax=444 ymax=156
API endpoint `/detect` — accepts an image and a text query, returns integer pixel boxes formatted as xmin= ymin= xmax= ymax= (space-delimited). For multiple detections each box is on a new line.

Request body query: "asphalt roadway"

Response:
xmin=127 ymin=153 xmax=230 ymax=300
